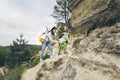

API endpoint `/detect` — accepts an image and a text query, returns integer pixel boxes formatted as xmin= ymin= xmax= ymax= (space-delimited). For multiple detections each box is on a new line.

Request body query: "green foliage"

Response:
xmin=0 ymin=34 xmax=41 ymax=79
xmin=0 ymin=46 xmax=9 ymax=67
xmin=5 ymin=34 xmax=31 ymax=68
xmin=57 ymin=25 xmax=67 ymax=37
xmin=26 ymin=44 xmax=40 ymax=57
xmin=41 ymin=63 xmax=48 ymax=71
xmin=0 ymin=33 xmax=40 ymax=79
xmin=42 ymin=53 xmax=50 ymax=60
xmin=4 ymin=67 xmax=24 ymax=80
xmin=3 ymin=57 xmax=40 ymax=80
xmin=3 ymin=56 xmax=39 ymax=80
xmin=52 ymin=0 xmax=70 ymax=23
xmin=26 ymin=57 xmax=39 ymax=68
xmin=0 ymin=73 xmax=4 ymax=80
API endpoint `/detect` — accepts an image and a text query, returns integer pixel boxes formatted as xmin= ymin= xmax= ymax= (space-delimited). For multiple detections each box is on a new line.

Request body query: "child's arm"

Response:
xmin=65 ymin=35 xmax=71 ymax=44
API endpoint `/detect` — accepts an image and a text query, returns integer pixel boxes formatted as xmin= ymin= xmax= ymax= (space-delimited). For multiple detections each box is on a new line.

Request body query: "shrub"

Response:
xmin=42 ymin=54 xmax=50 ymax=60
xmin=4 ymin=67 xmax=24 ymax=80
xmin=0 ymin=46 xmax=9 ymax=67
xmin=41 ymin=63 xmax=48 ymax=71
xmin=26 ymin=57 xmax=39 ymax=68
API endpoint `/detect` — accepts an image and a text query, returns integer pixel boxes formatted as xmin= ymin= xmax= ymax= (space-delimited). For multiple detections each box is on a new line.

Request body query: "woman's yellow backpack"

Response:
xmin=39 ymin=33 xmax=46 ymax=43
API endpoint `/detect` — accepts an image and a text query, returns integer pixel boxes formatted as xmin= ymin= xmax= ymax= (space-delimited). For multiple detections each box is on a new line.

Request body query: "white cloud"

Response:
xmin=0 ymin=0 xmax=56 ymax=46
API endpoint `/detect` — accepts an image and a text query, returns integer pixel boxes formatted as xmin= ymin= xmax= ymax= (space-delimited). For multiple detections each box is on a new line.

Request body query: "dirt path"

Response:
xmin=21 ymin=42 xmax=120 ymax=80
xmin=21 ymin=43 xmax=73 ymax=80
xmin=21 ymin=62 xmax=43 ymax=80
xmin=21 ymin=34 xmax=74 ymax=80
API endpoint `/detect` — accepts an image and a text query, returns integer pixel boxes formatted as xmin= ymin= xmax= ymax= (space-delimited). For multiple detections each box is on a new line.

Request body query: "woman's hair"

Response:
xmin=51 ymin=26 xmax=57 ymax=35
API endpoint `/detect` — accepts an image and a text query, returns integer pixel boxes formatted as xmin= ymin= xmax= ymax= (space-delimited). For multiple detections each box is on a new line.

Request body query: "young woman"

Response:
xmin=40 ymin=27 xmax=57 ymax=61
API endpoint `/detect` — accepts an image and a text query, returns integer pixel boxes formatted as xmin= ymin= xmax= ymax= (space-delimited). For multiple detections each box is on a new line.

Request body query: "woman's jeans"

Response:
xmin=40 ymin=41 xmax=53 ymax=60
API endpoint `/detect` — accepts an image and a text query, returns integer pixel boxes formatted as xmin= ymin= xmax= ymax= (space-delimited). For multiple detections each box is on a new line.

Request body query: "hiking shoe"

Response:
xmin=39 ymin=58 xmax=43 ymax=62
xmin=50 ymin=56 xmax=53 ymax=58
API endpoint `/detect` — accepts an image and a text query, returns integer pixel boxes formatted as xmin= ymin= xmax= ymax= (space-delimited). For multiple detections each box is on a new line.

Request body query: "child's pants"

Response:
xmin=58 ymin=42 xmax=67 ymax=54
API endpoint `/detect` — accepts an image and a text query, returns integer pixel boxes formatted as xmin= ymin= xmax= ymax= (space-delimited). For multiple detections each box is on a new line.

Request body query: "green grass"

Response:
xmin=42 ymin=53 xmax=50 ymax=60
xmin=4 ymin=67 xmax=24 ymax=80
xmin=25 ymin=57 xmax=39 ymax=68
xmin=0 ymin=73 xmax=4 ymax=80
xmin=3 ymin=56 xmax=39 ymax=80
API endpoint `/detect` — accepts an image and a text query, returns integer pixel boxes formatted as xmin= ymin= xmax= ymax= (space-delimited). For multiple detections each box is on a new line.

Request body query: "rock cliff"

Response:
xmin=68 ymin=0 xmax=120 ymax=35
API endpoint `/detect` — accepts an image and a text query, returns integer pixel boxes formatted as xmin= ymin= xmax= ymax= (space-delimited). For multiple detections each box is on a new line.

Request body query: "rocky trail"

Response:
xmin=21 ymin=43 xmax=73 ymax=80
xmin=21 ymin=30 xmax=120 ymax=80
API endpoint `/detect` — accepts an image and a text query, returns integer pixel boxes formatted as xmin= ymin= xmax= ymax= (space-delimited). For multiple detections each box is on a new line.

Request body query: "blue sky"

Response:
xmin=0 ymin=0 xmax=56 ymax=46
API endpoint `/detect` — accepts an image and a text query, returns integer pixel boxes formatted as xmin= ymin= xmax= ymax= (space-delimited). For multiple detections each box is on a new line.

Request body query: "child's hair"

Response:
xmin=59 ymin=33 xmax=65 ymax=38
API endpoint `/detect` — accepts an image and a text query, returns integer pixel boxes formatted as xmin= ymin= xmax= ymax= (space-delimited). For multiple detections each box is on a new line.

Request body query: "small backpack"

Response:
xmin=59 ymin=34 xmax=67 ymax=44
xmin=39 ymin=33 xmax=46 ymax=42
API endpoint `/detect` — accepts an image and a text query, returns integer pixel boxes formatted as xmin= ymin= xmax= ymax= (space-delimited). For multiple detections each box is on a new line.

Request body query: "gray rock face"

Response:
xmin=59 ymin=63 xmax=77 ymax=80
xmin=69 ymin=23 xmax=120 ymax=80
xmin=81 ymin=24 xmax=120 ymax=54
xmin=68 ymin=0 xmax=120 ymax=35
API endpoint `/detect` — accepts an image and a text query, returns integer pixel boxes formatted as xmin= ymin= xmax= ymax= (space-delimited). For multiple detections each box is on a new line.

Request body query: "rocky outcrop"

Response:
xmin=0 ymin=67 xmax=8 ymax=76
xmin=21 ymin=23 xmax=120 ymax=80
xmin=76 ymin=23 xmax=120 ymax=55
xmin=24 ymin=49 xmax=120 ymax=80
xmin=21 ymin=1 xmax=120 ymax=80
xmin=71 ymin=22 xmax=120 ymax=80
xmin=68 ymin=0 xmax=120 ymax=35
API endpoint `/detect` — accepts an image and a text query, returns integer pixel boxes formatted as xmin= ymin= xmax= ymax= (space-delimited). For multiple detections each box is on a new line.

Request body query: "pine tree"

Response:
xmin=5 ymin=34 xmax=30 ymax=68
xmin=52 ymin=0 xmax=71 ymax=24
